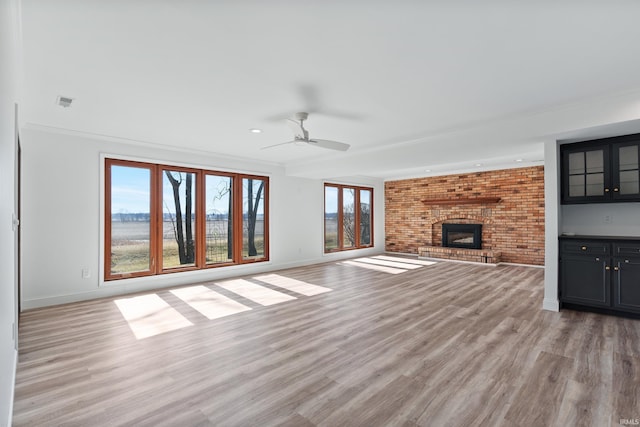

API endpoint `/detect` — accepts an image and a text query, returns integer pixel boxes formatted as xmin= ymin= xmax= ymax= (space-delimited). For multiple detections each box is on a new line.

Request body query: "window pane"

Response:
xmin=343 ymin=188 xmax=355 ymax=248
xmin=325 ymin=187 xmax=339 ymax=251
xmin=162 ymin=170 xmax=196 ymax=269
xmin=110 ymin=165 xmax=151 ymax=274
xmin=243 ymin=178 xmax=266 ymax=259
xmin=359 ymin=189 xmax=372 ymax=246
xmin=206 ymin=175 xmax=233 ymax=264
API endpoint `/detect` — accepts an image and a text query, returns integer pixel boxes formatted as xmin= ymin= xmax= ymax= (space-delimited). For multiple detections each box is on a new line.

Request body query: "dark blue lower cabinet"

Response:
xmin=614 ymin=258 xmax=640 ymax=314
xmin=559 ymin=237 xmax=640 ymax=318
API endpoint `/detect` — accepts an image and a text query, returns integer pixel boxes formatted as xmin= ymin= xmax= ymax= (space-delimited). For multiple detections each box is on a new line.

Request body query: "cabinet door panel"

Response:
xmin=560 ymin=255 xmax=610 ymax=307
xmin=561 ymin=143 xmax=610 ymax=203
xmin=614 ymin=258 xmax=640 ymax=313
xmin=612 ymin=141 xmax=640 ymax=200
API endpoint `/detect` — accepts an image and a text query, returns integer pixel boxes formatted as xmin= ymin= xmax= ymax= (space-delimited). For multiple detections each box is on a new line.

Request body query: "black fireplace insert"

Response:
xmin=442 ymin=223 xmax=482 ymax=249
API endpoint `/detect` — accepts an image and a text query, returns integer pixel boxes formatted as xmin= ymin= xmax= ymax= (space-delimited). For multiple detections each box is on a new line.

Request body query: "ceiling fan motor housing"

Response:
xmin=295 ymin=112 xmax=309 ymax=122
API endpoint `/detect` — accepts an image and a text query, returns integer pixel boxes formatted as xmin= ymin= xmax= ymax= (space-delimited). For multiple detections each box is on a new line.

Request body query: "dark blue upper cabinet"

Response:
xmin=561 ymin=134 xmax=640 ymax=204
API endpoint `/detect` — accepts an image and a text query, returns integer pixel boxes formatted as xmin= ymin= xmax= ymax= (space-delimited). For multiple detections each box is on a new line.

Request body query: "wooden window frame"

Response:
xmin=105 ymin=159 xmax=157 ymax=280
xmin=239 ymin=175 xmax=270 ymax=263
xmin=105 ymin=158 xmax=269 ymax=281
xmin=324 ymin=183 xmax=374 ymax=253
xmin=204 ymin=171 xmax=236 ymax=268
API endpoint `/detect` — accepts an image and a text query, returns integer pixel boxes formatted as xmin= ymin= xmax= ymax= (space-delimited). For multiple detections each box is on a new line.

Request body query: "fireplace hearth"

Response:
xmin=442 ymin=223 xmax=482 ymax=249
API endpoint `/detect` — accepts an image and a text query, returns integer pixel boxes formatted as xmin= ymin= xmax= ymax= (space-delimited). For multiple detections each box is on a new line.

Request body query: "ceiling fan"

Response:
xmin=262 ymin=112 xmax=350 ymax=152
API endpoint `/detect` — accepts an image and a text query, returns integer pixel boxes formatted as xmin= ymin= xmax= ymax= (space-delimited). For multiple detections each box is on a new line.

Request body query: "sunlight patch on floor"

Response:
xmin=373 ymin=255 xmax=437 ymax=266
xmin=353 ymin=257 xmax=424 ymax=270
xmin=170 ymin=285 xmax=252 ymax=320
xmin=253 ymin=274 xmax=332 ymax=296
xmin=339 ymin=260 xmax=407 ymax=274
xmin=114 ymin=294 xmax=193 ymax=339
xmin=216 ymin=279 xmax=297 ymax=306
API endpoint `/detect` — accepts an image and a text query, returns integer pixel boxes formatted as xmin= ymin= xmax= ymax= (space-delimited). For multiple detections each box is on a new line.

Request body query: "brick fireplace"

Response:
xmin=384 ymin=166 xmax=544 ymax=265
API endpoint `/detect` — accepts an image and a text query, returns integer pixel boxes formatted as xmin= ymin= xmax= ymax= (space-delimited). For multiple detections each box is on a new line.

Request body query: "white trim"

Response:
xmin=498 ymin=262 xmax=544 ymax=269
xmin=543 ymin=139 xmax=561 ymax=313
xmin=6 ymin=349 xmax=16 ymax=427
xmin=543 ymin=298 xmax=560 ymax=312
xmin=24 ymin=123 xmax=284 ymax=169
xmin=100 ymin=152 xmax=277 ymax=178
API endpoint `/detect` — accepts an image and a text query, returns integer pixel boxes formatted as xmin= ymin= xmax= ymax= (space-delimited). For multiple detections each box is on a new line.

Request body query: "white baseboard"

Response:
xmin=499 ymin=262 xmax=545 ymax=269
xmin=542 ymin=298 xmax=560 ymax=312
xmin=5 ymin=348 xmax=16 ymax=427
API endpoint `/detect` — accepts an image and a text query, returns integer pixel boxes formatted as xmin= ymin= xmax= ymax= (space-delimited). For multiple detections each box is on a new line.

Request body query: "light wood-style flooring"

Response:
xmin=13 ymin=255 xmax=640 ymax=426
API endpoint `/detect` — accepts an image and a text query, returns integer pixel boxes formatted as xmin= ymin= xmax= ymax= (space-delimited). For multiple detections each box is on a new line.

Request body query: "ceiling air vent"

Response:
xmin=56 ymin=96 xmax=74 ymax=108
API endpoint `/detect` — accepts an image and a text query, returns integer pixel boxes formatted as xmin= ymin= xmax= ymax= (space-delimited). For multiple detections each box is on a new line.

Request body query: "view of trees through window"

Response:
xmin=105 ymin=159 xmax=268 ymax=280
xmin=162 ymin=169 xmax=196 ymax=269
xmin=205 ymin=174 xmax=233 ymax=264
xmin=324 ymin=183 xmax=373 ymax=252
xmin=243 ymin=178 xmax=266 ymax=259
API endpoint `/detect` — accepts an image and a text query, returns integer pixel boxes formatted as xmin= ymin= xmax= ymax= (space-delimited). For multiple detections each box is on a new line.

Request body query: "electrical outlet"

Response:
xmin=604 ymin=215 xmax=612 ymax=224
xmin=81 ymin=269 xmax=91 ymax=279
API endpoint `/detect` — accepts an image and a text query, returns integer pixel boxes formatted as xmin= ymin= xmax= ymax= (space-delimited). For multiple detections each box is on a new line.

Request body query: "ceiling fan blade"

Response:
xmin=307 ymin=139 xmax=350 ymax=151
xmin=260 ymin=140 xmax=296 ymax=150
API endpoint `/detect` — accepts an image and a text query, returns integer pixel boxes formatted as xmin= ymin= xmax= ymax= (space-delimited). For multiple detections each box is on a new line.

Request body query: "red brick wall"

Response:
xmin=385 ymin=166 xmax=544 ymax=265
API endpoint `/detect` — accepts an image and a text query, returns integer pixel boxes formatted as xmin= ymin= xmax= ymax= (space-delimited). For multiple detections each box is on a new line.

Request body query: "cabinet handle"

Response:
xmin=605 ymin=188 xmax=610 ymax=193
xmin=581 ymin=246 xmax=587 ymax=251
xmin=614 ymin=187 xmax=619 ymax=192
xmin=605 ymin=266 xmax=611 ymax=270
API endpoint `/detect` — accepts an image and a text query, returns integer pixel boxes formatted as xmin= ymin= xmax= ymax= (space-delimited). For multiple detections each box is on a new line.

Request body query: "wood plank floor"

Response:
xmin=13 ymin=255 xmax=640 ymax=426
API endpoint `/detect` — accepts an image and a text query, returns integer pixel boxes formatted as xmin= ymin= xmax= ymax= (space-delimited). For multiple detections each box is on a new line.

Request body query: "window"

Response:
xmin=243 ymin=177 xmax=266 ymax=260
xmin=107 ymin=162 xmax=154 ymax=278
xmin=105 ymin=159 xmax=268 ymax=281
xmin=324 ymin=183 xmax=373 ymax=252
xmin=205 ymin=173 xmax=233 ymax=265
xmin=162 ymin=167 xmax=197 ymax=270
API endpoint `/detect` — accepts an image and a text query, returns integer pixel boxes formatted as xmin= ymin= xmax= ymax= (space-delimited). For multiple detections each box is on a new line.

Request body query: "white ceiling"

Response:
xmin=19 ymin=0 xmax=640 ymax=180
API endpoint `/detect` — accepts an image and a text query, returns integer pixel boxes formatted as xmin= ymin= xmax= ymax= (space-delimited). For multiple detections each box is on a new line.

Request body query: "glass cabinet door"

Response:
xmin=612 ymin=142 xmax=640 ymax=199
xmin=563 ymin=144 xmax=610 ymax=202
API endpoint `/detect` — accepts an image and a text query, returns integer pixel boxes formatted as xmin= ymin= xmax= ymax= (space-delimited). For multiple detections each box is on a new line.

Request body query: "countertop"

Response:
xmin=559 ymin=234 xmax=640 ymax=241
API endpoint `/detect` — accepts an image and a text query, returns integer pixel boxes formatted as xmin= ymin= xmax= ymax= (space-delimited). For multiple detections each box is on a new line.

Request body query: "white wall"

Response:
xmin=561 ymin=203 xmax=640 ymax=236
xmin=0 ymin=0 xmax=19 ymax=424
xmin=543 ymin=140 xmax=560 ymax=311
xmin=20 ymin=126 xmax=385 ymax=309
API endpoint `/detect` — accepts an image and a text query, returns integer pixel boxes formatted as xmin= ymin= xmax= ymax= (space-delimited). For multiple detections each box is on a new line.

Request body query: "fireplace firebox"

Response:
xmin=442 ymin=223 xmax=482 ymax=249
